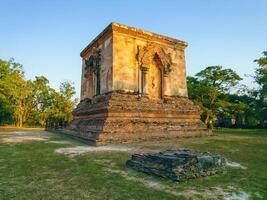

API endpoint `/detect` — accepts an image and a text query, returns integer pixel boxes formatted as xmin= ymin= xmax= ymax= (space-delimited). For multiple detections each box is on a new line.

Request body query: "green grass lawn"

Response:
xmin=0 ymin=128 xmax=266 ymax=200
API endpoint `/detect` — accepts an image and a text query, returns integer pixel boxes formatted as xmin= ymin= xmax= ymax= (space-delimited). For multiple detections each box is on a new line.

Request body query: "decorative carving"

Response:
xmin=151 ymin=76 xmax=155 ymax=89
xmin=84 ymin=48 xmax=102 ymax=95
xmin=137 ymin=44 xmax=173 ymax=75
xmin=163 ymin=63 xmax=172 ymax=76
xmin=85 ymin=48 xmax=102 ymax=75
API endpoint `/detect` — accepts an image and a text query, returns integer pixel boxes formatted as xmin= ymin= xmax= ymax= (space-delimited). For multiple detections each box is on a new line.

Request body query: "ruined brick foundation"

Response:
xmin=126 ymin=149 xmax=225 ymax=182
xmin=61 ymin=91 xmax=211 ymax=145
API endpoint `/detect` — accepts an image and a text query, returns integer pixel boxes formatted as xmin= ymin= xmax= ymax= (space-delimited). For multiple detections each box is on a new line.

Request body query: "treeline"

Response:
xmin=187 ymin=51 xmax=267 ymax=128
xmin=0 ymin=58 xmax=77 ymax=127
xmin=0 ymin=51 xmax=266 ymax=129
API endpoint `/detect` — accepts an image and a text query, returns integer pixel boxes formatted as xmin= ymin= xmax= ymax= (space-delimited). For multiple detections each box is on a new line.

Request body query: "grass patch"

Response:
xmin=0 ymin=128 xmax=266 ymax=199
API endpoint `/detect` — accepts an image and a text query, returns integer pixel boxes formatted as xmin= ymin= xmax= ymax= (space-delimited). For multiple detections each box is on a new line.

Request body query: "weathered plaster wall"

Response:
xmin=112 ymin=30 xmax=188 ymax=97
xmin=165 ymin=47 xmax=188 ymax=97
xmin=80 ymin=33 xmax=113 ymax=100
xmin=100 ymin=36 xmax=113 ymax=94
xmin=80 ymin=23 xmax=188 ymax=100
xmin=112 ymin=32 xmax=140 ymax=92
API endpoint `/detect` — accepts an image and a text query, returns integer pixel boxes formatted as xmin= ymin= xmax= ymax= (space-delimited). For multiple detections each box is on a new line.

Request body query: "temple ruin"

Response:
xmin=64 ymin=22 xmax=211 ymax=145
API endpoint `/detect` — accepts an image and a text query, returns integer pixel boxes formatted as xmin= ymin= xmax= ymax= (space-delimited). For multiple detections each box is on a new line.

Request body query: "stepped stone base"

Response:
xmin=62 ymin=91 xmax=211 ymax=145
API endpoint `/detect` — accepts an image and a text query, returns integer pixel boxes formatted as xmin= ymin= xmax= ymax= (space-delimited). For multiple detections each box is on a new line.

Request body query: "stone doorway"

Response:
xmin=147 ymin=57 xmax=162 ymax=99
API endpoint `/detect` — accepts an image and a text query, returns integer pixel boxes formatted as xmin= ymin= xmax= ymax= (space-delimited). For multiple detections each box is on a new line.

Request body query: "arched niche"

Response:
xmin=137 ymin=44 xmax=173 ymax=98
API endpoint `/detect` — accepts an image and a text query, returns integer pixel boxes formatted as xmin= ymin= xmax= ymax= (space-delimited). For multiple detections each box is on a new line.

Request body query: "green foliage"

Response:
xmin=254 ymin=51 xmax=267 ymax=98
xmin=0 ymin=98 xmax=14 ymax=124
xmin=0 ymin=58 xmax=29 ymax=127
xmin=187 ymin=76 xmax=219 ymax=127
xmin=46 ymin=82 xmax=77 ymax=127
xmin=187 ymin=66 xmax=242 ymax=128
xmin=27 ymin=76 xmax=51 ymax=126
xmin=253 ymin=51 xmax=267 ymax=127
xmin=195 ymin=66 xmax=242 ymax=92
xmin=0 ymin=58 xmax=76 ymax=127
xmin=188 ymin=51 xmax=267 ymax=128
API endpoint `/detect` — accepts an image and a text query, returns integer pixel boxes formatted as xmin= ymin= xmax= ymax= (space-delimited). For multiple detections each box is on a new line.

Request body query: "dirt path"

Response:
xmin=0 ymin=129 xmax=51 ymax=144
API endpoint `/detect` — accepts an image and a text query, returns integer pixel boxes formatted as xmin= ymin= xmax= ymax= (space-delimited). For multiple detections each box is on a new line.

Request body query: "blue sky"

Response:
xmin=1 ymin=0 xmax=266 ymax=97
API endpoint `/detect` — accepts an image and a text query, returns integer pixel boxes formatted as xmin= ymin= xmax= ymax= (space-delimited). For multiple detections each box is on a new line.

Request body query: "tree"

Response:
xmin=224 ymin=93 xmax=258 ymax=127
xmin=187 ymin=76 xmax=219 ymax=127
xmin=0 ymin=59 xmax=14 ymax=124
xmin=26 ymin=76 xmax=52 ymax=127
xmin=0 ymin=98 xmax=14 ymax=125
xmin=46 ymin=81 xmax=77 ymax=128
xmin=254 ymin=51 xmax=267 ymax=127
xmin=187 ymin=66 xmax=242 ymax=128
xmin=0 ymin=58 xmax=32 ymax=127
xmin=195 ymin=66 xmax=242 ymax=92
xmin=0 ymin=58 xmax=77 ymax=128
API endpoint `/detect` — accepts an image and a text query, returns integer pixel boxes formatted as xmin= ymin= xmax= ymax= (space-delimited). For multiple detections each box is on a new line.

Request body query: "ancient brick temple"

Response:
xmin=65 ymin=22 xmax=210 ymax=145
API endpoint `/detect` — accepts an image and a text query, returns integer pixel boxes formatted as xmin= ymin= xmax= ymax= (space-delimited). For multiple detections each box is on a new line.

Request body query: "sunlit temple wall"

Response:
xmin=112 ymin=23 xmax=188 ymax=97
xmin=80 ymin=30 xmax=113 ymax=100
xmin=80 ymin=23 xmax=189 ymax=101
xmin=112 ymin=30 xmax=140 ymax=93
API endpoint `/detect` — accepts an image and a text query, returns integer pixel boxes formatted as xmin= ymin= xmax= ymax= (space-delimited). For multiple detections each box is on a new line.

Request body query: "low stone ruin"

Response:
xmin=126 ymin=149 xmax=225 ymax=182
